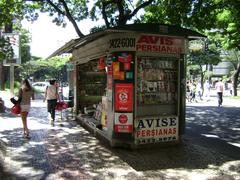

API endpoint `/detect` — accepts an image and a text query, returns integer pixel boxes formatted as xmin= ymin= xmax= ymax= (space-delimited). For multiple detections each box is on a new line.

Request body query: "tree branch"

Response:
xmin=102 ymin=0 xmax=155 ymax=26
xmin=24 ymin=0 xmax=85 ymax=37
xmin=116 ymin=0 xmax=125 ymax=24
xmin=59 ymin=0 xmax=85 ymax=37
xmin=126 ymin=0 xmax=154 ymax=22
xmin=101 ymin=1 xmax=112 ymax=28
xmin=46 ymin=0 xmax=65 ymax=16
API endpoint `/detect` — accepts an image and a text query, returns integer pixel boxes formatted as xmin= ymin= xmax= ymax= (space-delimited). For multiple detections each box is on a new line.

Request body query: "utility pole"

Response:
xmin=2 ymin=23 xmax=20 ymax=96
xmin=5 ymin=23 xmax=14 ymax=96
xmin=0 ymin=29 xmax=4 ymax=90
xmin=0 ymin=23 xmax=13 ymax=91
xmin=0 ymin=29 xmax=5 ymax=90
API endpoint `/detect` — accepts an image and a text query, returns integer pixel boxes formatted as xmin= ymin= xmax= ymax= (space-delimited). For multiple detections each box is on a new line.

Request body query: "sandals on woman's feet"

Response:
xmin=23 ymin=131 xmax=30 ymax=139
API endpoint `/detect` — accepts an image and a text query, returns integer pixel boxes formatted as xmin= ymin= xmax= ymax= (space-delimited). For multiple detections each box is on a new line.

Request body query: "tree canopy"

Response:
xmin=0 ymin=36 xmax=14 ymax=61
xmin=0 ymin=0 xmax=25 ymax=27
xmin=142 ymin=0 xmax=240 ymax=96
xmin=1 ymin=0 xmax=239 ymax=94
xmin=1 ymin=0 xmax=239 ymax=48
xmin=10 ymin=0 xmax=152 ymax=38
xmin=18 ymin=55 xmax=70 ymax=81
xmin=143 ymin=0 xmax=240 ymax=51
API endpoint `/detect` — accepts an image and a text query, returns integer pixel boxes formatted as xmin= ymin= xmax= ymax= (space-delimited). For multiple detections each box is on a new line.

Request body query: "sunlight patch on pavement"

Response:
xmin=61 ymin=127 xmax=83 ymax=133
xmin=108 ymin=156 xmax=118 ymax=161
xmin=160 ymin=160 xmax=240 ymax=180
xmin=232 ymin=128 xmax=240 ymax=131
xmin=93 ymin=167 xmax=143 ymax=179
xmin=219 ymin=160 xmax=240 ymax=178
xmin=162 ymin=168 xmax=219 ymax=180
xmin=4 ymin=154 xmax=45 ymax=178
xmin=79 ymin=144 xmax=90 ymax=149
xmin=29 ymin=141 xmax=45 ymax=146
xmin=201 ymin=134 xmax=220 ymax=138
xmin=12 ymin=146 xmax=28 ymax=153
xmin=28 ymin=120 xmax=51 ymax=129
xmin=0 ymin=137 xmax=9 ymax=143
xmin=0 ymin=119 xmax=23 ymax=130
xmin=227 ymin=142 xmax=240 ymax=148
xmin=17 ymin=167 xmax=45 ymax=178
xmin=56 ymin=132 xmax=68 ymax=138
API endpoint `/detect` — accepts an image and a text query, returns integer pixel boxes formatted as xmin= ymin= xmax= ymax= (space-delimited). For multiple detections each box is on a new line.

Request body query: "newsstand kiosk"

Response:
xmin=73 ymin=24 xmax=204 ymax=148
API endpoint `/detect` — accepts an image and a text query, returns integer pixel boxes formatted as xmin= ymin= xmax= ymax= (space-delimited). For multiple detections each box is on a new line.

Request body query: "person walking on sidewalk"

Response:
xmin=43 ymin=79 xmax=59 ymax=125
xmin=215 ymin=78 xmax=224 ymax=107
xmin=203 ymin=80 xmax=211 ymax=101
xmin=19 ymin=79 xmax=35 ymax=138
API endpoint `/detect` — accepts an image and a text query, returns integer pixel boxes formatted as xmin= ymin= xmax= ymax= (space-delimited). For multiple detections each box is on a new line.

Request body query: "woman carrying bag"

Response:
xmin=44 ymin=79 xmax=59 ymax=125
xmin=19 ymin=79 xmax=35 ymax=138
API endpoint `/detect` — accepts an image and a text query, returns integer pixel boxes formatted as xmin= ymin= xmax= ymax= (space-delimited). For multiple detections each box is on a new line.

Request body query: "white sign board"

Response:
xmin=135 ymin=116 xmax=179 ymax=144
xmin=3 ymin=33 xmax=21 ymax=65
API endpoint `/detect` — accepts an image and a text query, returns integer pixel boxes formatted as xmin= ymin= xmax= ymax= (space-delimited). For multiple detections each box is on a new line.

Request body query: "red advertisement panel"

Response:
xmin=114 ymin=113 xmax=133 ymax=133
xmin=115 ymin=83 xmax=133 ymax=112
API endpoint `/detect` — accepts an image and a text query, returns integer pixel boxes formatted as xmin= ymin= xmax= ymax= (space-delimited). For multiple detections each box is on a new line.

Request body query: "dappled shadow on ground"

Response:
xmin=186 ymin=105 xmax=240 ymax=151
xmin=105 ymin=104 xmax=240 ymax=178
xmin=0 ymin=166 xmax=25 ymax=180
xmin=0 ymin=104 xmax=240 ymax=179
xmin=0 ymin=128 xmax=54 ymax=178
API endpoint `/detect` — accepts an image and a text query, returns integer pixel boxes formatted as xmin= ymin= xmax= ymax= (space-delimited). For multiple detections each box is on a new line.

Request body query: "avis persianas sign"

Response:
xmin=115 ymin=83 xmax=133 ymax=112
xmin=135 ymin=116 xmax=179 ymax=144
xmin=136 ymin=35 xmax=184 ymax=54
xmin=109 ymin=34 xmax=184 ymax=55
xmin=114 ymin=113 xmax=133 ymax=133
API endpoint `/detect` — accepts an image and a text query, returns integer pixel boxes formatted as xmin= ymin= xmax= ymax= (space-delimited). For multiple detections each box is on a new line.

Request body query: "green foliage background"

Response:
xmin=17 ymin=56 xmax=70 ymax=82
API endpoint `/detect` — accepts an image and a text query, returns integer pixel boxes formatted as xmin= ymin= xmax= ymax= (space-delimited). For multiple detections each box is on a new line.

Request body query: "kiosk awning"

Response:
xmin=48 ymin=23 xmax=205 ymax=59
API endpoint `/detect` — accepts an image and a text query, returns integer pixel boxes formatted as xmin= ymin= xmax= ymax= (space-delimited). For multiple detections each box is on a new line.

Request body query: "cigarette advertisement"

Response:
xmin=114 ymin=113 xmax=133 ymax=133
xmin=114 ymin=83 xmax=133 ymax=112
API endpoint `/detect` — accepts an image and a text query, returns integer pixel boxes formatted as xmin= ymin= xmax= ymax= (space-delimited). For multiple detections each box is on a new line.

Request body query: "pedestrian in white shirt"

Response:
xmin=215 ymin=79 xmax=224 ymax=107
xmin=43 ymin=79 xmax=59 ymax=124
xmin=204 ymin=80 xmax=211 ymax=101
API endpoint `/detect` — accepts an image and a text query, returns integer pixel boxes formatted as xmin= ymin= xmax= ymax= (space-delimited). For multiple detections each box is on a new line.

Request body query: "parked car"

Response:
xmin=32 ymin=81 xmax=70 ymax=99
xmin=32 ymin=82 xmax=49 ymax=92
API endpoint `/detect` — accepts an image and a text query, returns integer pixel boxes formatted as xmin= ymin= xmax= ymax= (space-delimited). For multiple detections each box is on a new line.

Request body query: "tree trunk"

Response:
xmin=0 ymin=61 xmax=5 ymax=90
xmin=232 ymin=63 xmax=240 ymax=96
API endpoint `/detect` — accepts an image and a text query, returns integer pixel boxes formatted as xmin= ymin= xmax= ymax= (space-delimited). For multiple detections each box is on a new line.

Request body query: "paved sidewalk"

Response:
xmin=1 ymin=90 xmax=240 ymax=179
xmin=186 ymin=88 xmax=240 ymax=107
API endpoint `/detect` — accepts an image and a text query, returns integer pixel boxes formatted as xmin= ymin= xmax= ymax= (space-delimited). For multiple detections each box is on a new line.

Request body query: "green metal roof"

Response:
xmin=107 ymin=23 xmax=206 ymax=39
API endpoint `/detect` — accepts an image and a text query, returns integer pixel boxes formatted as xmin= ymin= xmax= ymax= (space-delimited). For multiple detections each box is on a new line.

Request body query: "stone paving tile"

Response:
xmin=1 ymin=91 xmax=240 ymax=179
xmin=1 ymin=119 xmax=240 ymax=180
